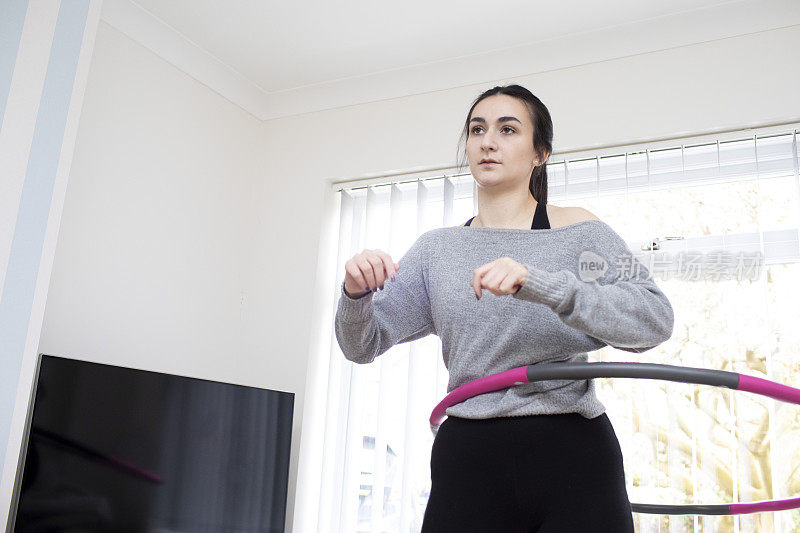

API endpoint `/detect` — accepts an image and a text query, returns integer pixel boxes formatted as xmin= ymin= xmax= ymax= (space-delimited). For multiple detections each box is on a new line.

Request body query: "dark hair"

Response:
xmin=456 ymin=84 xmax=553 ymax=205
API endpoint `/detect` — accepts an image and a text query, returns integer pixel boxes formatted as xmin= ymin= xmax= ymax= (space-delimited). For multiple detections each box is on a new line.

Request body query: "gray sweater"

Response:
xmin=335 ymin=220 xmax=674 ymax=420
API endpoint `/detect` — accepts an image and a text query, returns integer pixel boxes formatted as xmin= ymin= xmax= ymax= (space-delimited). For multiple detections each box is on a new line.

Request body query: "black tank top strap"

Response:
xmin=464 ymin=203 xmax=550 ymax=229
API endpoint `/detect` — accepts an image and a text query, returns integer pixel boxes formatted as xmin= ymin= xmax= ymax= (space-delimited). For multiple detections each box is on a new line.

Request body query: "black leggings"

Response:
xmin=421 ymin=412 xmax=635 ymax=532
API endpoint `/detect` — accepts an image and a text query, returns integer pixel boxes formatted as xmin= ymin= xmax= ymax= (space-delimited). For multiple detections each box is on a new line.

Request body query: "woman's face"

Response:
xmin=466 ymin=94 xmax=539 ymax=190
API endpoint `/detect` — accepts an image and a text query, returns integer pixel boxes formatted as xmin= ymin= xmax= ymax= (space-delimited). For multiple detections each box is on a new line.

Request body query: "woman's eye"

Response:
xmin=471 ymin=125 xmax=515 ymax=135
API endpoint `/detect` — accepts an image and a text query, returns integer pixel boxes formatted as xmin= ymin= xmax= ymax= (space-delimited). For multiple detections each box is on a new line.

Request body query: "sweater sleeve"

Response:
xmin=334 ymin=232 xmax=436 ymax=364
xmin=511 ymin=223 xmax=674 ymax=353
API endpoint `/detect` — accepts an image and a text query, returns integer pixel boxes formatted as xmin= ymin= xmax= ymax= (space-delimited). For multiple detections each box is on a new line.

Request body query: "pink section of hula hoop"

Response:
xmin=429 ymin=366 xmax=529 ymax=428
xmin=730 ymin=497 xmax=800 ymax=514
xmin=737 ymin=374 xmax=800 ymax=405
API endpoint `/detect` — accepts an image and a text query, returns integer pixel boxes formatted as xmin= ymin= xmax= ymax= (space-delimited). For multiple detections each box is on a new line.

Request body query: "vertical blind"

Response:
xmin=320 ymin=126 xmax=800 ymax=533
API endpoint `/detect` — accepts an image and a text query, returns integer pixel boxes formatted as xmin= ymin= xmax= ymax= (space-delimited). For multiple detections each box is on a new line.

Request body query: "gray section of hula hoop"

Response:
xmin=526 ymin=362 xmax=740 ymax=389
xmin=631 ymin=502 xmax=731 ymax=515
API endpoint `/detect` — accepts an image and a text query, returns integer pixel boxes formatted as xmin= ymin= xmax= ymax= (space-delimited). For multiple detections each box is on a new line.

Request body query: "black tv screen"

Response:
xmin=8 ymin=353 xmax=294 ymax=532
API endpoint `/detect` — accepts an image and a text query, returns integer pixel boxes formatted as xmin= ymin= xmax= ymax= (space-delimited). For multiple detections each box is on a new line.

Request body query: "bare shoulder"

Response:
xmin=565 ymin=206 xmax=601 ymax=223
xmin=546 ymin=204 xmax=602 ymax=228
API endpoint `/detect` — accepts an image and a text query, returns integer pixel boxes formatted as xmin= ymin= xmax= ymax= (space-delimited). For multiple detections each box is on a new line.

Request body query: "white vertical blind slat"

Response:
xmin=399 ymin=341 xmax=417 ymax=533
xmin=756 ymin=134 xmax=782 ymax=533
xmin=369 ymin=184 xmax=402 ymax=531
xmin=340 ymin=191 xmax=371 ymax=532
xmin=318 ymin=191 xmax=353 ymax=532
xmin=443 ymin=176 xmax=454 ymax=227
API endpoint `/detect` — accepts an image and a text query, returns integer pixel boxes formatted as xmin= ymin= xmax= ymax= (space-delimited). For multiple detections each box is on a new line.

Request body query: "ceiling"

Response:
xmin=99 ymin=0 xmax=800 ymax=120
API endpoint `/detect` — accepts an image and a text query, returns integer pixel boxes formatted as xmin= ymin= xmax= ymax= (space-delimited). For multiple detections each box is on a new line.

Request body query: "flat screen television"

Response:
xmin=7 ymin=353 xmax=294 ymax=532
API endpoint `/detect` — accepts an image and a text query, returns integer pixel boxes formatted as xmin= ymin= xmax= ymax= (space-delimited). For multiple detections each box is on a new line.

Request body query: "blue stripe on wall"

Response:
xmin=0 ymin=0 xmax=90 ymax=476
xmin=0 ymin=0 xmax=30 ymax=133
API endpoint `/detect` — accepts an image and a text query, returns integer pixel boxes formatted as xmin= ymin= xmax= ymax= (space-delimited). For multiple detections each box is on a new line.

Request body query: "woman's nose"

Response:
xmin=480 ymin=131 xmax=497 ymax=150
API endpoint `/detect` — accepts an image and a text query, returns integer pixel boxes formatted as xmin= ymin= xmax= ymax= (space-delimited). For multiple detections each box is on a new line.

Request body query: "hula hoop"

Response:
xmin=429 ymin=362 xmax=800 ymax=516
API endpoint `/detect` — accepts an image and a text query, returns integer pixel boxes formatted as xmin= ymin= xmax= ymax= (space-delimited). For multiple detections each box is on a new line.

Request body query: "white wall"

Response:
xmin=14 ymin=18 xmax=799 ymax=533
xmin=40 ymin=20 xmax=262 ymax=386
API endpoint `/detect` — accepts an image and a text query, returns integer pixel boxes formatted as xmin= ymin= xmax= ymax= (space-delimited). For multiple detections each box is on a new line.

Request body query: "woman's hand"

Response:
xmin=471 ymin=257 xmax=527 ymax=299
xmin=344 ymin=249 xmax=399 ymax=298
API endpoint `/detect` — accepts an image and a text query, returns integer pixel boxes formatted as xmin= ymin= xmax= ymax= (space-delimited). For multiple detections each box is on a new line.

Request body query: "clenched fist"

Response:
xmin=343 ymin=249 xmax=399 ymax=298
xmin=471 ymin=257 xmax=528 ymax=299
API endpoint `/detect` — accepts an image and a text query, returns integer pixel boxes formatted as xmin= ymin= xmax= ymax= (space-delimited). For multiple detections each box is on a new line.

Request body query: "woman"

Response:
xmin=335 ymin=84 xmax=674 ymax=532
